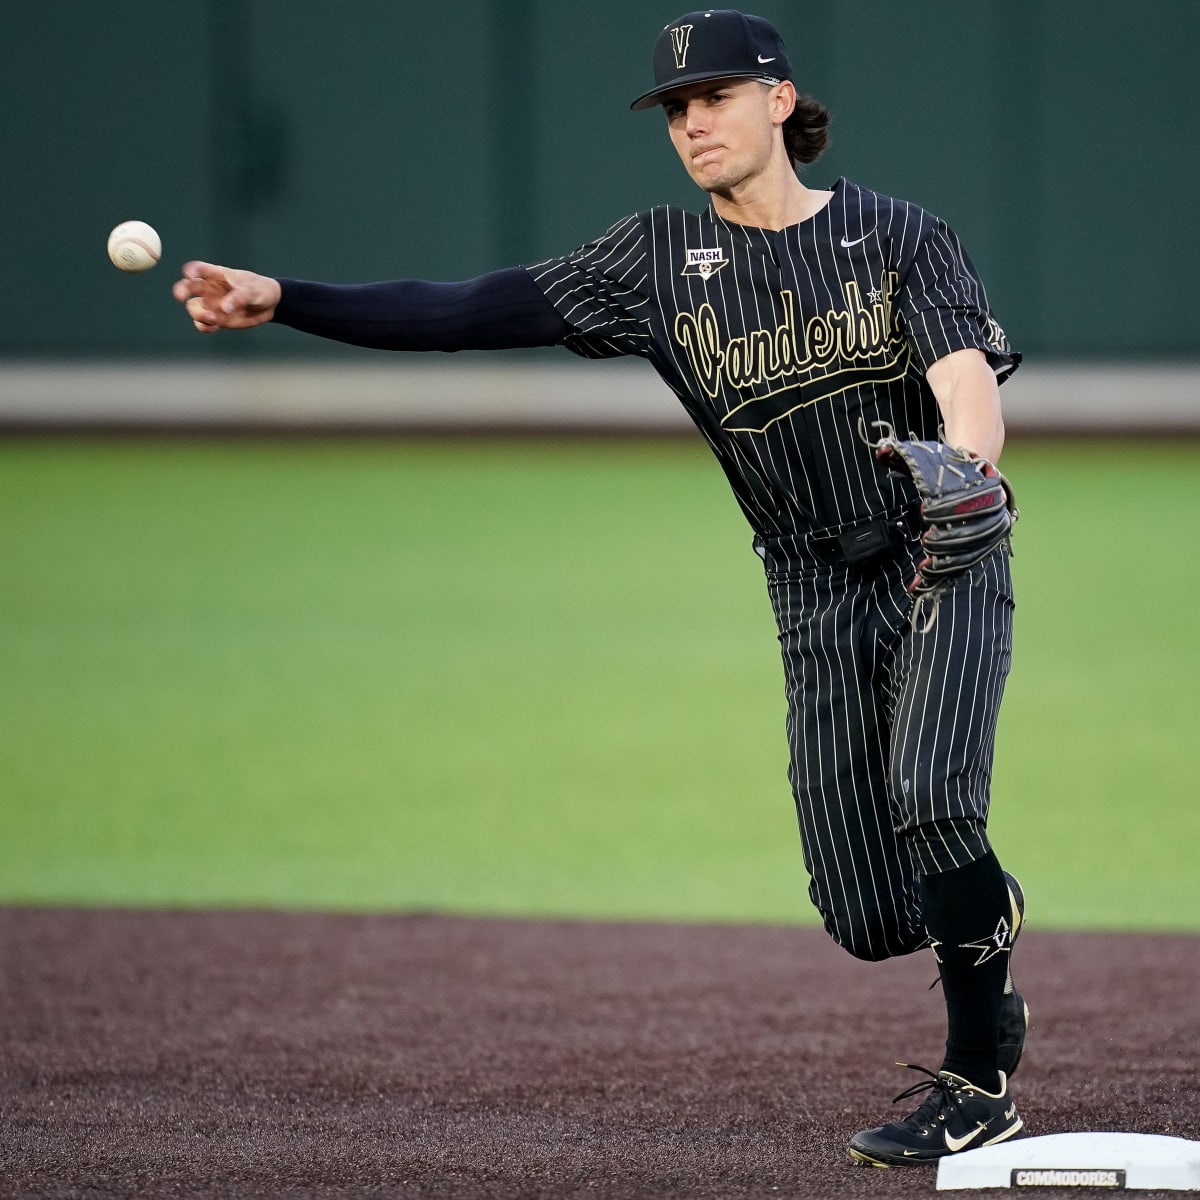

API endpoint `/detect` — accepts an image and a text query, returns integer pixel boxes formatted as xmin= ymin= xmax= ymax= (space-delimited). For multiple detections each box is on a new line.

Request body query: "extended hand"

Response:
xmin=172 ymin=261 xmax=282 ymax=333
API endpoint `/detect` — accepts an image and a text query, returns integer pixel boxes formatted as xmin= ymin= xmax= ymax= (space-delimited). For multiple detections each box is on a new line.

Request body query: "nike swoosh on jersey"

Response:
xmin=944 ymin=1124 xmax=988 ymax=1153
xmin=839 ymin=231 xmax=875 ymax=248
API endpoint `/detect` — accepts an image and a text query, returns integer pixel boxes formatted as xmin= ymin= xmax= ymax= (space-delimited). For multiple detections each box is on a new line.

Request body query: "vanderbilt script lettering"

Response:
xmin=673 ymin=275 xmax=904 ymax=403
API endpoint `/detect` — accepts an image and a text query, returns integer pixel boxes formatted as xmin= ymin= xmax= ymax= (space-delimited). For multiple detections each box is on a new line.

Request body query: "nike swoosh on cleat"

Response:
xmin=944 ymin=1124 xmax=988 ymax=1153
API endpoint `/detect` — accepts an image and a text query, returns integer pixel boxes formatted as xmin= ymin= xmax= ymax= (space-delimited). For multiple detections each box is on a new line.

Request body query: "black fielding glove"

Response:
xmin=872 ymin=437 xmax=1018 ymax=596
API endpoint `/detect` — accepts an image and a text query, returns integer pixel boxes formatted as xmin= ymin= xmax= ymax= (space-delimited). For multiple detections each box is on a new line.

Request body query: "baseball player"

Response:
xmin=174 ymin=9 xmax=1029 ymax=1167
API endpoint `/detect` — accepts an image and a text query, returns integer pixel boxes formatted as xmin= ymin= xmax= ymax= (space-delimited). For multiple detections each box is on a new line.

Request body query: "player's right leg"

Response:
xmin=766 ymin=563 xmax=925 ymax=962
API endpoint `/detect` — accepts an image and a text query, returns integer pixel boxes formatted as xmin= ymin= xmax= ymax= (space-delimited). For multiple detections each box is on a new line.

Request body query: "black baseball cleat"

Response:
xmin=847 ymin=1065 xmax=1026 ymax=1168
xmin=999 ymin=871 xmax=1029 ymax=1077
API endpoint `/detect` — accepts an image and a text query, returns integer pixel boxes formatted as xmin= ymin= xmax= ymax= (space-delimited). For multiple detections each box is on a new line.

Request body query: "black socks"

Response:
xmin=919 ymin=851 xmax=1013 ymax=1092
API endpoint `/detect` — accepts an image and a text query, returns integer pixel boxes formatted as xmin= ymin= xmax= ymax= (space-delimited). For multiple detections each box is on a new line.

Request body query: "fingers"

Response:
xmin=182 ymin=260 xmax=222 ymax=280
xmin=172 ymin=276 xmax=203 ymax=303
xmin=185 ymin=295 xmax=220 ymax=333
xmin=173 ymin=260 xmax=222 ymax=294
xmin=173 ymin=262 xmax=280 ymax=332
xmin=184 ymin=290 xmax=254 ymax=332
xmin=178 ymin=262 xmax=232 ymax=332
xmin=172 ymin=261 xmax=226 ymax=306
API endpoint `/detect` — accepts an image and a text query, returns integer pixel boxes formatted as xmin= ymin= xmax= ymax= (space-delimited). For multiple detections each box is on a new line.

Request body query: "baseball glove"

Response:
xmin=873 ymin=436 xmax=1017 ymax=596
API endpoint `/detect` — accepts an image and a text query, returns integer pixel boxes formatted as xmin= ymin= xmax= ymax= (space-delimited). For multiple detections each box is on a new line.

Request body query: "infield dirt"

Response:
xmin=3 ymin=909 xmax=1197 ymax=1199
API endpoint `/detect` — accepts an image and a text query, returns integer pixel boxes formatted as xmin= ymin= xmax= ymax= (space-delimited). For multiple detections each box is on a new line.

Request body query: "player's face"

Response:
xmin=662 ymin=79 xmax=785 ymax=196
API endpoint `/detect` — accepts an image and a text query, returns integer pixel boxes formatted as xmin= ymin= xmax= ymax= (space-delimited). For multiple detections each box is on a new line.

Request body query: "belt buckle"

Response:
xmin=837 ymin=517 xmax=895 ymax=565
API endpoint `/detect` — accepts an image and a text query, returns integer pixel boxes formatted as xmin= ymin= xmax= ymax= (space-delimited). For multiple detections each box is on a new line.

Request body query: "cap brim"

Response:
xmin=629 ymin=71 xmax=782 ymax=111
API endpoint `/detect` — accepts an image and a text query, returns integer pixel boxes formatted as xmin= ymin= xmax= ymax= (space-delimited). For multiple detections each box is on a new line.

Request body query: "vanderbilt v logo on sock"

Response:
xmin=960 ymin=916 xmax=1013 ymax=966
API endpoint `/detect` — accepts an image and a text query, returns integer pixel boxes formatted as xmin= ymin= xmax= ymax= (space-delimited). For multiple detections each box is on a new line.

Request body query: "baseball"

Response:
xmin=107 ymin=220 xmax=161 ymax=273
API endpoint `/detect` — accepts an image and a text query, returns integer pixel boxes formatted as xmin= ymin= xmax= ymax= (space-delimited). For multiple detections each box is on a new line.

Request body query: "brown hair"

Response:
xmin=783 ymin=94 xmax=831 ymax=167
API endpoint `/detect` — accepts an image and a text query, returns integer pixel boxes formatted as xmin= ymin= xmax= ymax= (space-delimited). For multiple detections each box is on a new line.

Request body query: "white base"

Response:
xmin=937 ymin=1132 xmax=1200 ymax=1190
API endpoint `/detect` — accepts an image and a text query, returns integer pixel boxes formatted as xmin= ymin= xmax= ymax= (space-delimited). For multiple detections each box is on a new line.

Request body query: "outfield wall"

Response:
xmin=1 ymin=361 xmax=1196 ymax=435
xmin=6 ymin=1 xmax=1200 ymax=365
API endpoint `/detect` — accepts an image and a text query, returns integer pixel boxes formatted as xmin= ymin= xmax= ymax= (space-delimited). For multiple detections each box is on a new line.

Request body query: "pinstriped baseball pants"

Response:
xmin=762 ymin=544 xmax=1015 ymax=962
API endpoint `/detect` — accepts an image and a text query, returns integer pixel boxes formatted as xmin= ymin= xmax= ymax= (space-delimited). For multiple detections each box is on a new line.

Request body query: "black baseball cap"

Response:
xmin=629 ymin=9 xmax=793 ymax=112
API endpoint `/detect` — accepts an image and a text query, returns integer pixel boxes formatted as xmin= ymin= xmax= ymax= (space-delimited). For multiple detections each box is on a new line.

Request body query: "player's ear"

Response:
xmin=770 ymin=81 xmax=797 ymax=126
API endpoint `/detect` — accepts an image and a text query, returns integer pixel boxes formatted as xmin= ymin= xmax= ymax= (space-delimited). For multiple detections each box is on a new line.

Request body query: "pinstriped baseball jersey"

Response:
xmin=528 ymin=176 xmax=1020 ymax=955
xmin=527 ymin=177 xmax=1018 ymax=539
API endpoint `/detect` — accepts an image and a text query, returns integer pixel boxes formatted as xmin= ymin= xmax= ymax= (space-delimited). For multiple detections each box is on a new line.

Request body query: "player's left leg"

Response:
xmin=888 ymin=546 xmax=1018 ymax=1090
xmin=850 ymin=548 xmax=1027 ymax=1166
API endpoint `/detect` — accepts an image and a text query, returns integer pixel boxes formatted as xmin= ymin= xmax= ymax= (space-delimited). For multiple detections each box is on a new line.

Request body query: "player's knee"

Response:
xmin=832 ymin=929 xmax=896 ymax=963
xmin=819 ymin=899 xmax=920 ymax=962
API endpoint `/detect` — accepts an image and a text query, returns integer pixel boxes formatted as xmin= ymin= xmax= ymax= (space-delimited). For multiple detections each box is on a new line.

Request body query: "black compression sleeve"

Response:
xmin=272 ymin=266 xmax=572 ymax=352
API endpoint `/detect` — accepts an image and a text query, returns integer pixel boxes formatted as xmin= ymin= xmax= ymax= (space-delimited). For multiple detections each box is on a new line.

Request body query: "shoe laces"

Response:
xmin=890 ymin=1063 xmax=970 ymax=1131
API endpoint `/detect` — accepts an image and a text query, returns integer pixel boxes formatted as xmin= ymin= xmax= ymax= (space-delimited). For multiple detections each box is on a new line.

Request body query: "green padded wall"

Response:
xmin=3 ymin=1 xmax=1197 ymax=358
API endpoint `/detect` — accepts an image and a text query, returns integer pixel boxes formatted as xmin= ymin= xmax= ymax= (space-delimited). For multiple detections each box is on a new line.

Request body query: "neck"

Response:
xmin=710 ymin=162 xmax=829 ymax=231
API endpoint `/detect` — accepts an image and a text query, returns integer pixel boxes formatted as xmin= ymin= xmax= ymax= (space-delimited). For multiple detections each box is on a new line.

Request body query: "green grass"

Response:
xmin=983 ymin=441 xmax=1199 ymax=930
xmin=1 ymin=436 xmax=1196 ymax=930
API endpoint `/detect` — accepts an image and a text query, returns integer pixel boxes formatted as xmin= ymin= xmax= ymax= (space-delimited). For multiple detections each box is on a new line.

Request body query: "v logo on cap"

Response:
xmin=670 ymin=25 xmax=693 ymax=70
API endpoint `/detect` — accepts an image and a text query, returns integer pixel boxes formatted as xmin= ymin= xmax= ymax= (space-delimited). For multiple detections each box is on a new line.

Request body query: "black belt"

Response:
xmin=754 ymin=508 xmax=922 ymax=573
xmin=805 ymin=506 xmax=921 ymax=567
